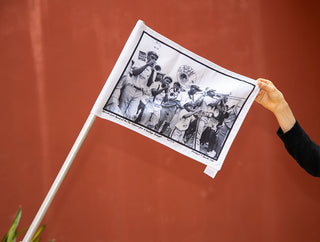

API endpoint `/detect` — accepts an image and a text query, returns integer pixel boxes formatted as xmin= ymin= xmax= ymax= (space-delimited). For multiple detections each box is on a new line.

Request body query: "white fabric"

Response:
xmin=91 ymin=20 xmax=260 ymax=178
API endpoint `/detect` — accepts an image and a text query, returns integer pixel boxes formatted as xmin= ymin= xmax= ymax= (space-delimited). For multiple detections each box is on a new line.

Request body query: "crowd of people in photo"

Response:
xmin=104 ymin=50 xmax=242 ymax=158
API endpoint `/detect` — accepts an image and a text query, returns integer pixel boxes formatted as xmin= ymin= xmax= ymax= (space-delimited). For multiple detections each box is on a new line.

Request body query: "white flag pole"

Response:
xmin=23 ymin=113 xmax=96 ymax=242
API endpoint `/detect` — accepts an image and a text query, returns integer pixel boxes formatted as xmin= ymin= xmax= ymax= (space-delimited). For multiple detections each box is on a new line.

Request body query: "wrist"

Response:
xmin=274 ymin=100 xmax=296 ymax=133
xmin=273 ymin=99 xmax=290 ymax=115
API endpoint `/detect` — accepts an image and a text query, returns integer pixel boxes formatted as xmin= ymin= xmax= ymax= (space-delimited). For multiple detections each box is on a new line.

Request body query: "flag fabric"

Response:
xmin=91 ymin=20 xmax=259 ymax=178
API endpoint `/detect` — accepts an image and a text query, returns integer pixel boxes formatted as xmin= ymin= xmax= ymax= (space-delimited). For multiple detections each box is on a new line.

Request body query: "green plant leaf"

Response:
xmin=1 ymin=207 xmax=53 ymax=242
xmin=31 ymin=225 xmax=46 ymax=242
xmin=15 ymin=227 xmax=28 ymax=238
xmin=1 ymin=233 xmax=8 ymax=242
xmin=7 ymin=207 xmax=22 ymax=242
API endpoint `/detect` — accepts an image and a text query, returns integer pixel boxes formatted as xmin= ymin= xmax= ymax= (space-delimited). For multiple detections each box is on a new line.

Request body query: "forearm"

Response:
xmin=273 ymin=100 xmax=296 ymax=133
xmin=277 ymin=121 xmax=320 ymax=177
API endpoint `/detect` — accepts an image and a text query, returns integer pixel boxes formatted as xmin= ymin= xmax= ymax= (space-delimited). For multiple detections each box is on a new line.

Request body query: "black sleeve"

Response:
xmin=277 ymin=121 xmax=320 ymax=177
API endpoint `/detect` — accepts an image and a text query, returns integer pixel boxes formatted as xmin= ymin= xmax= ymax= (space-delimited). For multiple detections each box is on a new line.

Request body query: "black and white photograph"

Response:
xmin=92 ymin=21 xmax=259 ymax=170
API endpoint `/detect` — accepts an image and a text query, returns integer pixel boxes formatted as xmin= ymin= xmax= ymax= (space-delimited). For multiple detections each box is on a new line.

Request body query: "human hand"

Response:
xmin=255 ymin=78 xmax=295 ymax=132
xmin=255 ymin=78 xmax=286 ymax=114
xmin=147 ymin=59 xmax=156 ymax=67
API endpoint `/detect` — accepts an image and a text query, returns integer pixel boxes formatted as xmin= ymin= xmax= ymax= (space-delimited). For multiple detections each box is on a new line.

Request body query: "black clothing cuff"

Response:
xmin=277 ymin=121 xmax=302 ymax=143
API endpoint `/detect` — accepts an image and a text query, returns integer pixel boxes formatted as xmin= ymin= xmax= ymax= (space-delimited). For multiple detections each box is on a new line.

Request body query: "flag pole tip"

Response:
xmin=137 ymin=19 xmax=145 ymax=25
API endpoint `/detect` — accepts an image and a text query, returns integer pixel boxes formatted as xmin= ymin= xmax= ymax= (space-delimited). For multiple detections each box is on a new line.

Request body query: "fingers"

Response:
xmin=254 ymin=89 xmax=264 ymax=103
xmin=257 ymin=78 xmax=272 ymax=84
xmin=256 ymin=78 xmax=276 ymax=92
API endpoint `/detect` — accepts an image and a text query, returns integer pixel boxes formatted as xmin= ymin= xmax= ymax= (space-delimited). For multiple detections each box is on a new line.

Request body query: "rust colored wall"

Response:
xmin=1 ymin=0 xmax=320 ymax=241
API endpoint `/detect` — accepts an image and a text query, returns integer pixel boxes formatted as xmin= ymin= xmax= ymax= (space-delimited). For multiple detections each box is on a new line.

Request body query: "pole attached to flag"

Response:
xmin=23 ymin=113 xmax=96 ymax=242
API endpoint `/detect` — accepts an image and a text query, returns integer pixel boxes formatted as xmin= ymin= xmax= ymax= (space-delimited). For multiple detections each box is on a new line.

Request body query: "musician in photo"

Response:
xmin=178 ymin=85 xmax=206 ymax=146
xmin=194 ymin=89 xmax=221 ymax=156
xmin=214 ymin=103 xmax=238 ymax=157
xmin=155 ymin=81 xmax=183 ymax=135
xmin=103 ymin=60 xmax=135 ymax=115
xmin=139 ymin=75 xmax=172 ymax=129
xmin=170 ymin=102 xmax=199 ymax=143
xmin=114 ymin=50 xmax=159 ymax=120
xmin=200 ymin=94 xmax=233 ymax=157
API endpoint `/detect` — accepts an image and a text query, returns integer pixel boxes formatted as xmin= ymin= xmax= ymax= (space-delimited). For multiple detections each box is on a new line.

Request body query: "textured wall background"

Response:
xmin=1 ymin=0 xmax=320 ymax=241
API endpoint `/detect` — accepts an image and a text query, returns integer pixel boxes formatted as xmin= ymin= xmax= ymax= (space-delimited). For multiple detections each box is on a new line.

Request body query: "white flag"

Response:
xmin=91 ymin=20 xmax=259 ymax=178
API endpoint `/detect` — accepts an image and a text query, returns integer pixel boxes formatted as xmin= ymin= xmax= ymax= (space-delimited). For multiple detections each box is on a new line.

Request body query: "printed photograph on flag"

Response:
xmin=91 ymin=20 xmax=259 ymax=171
